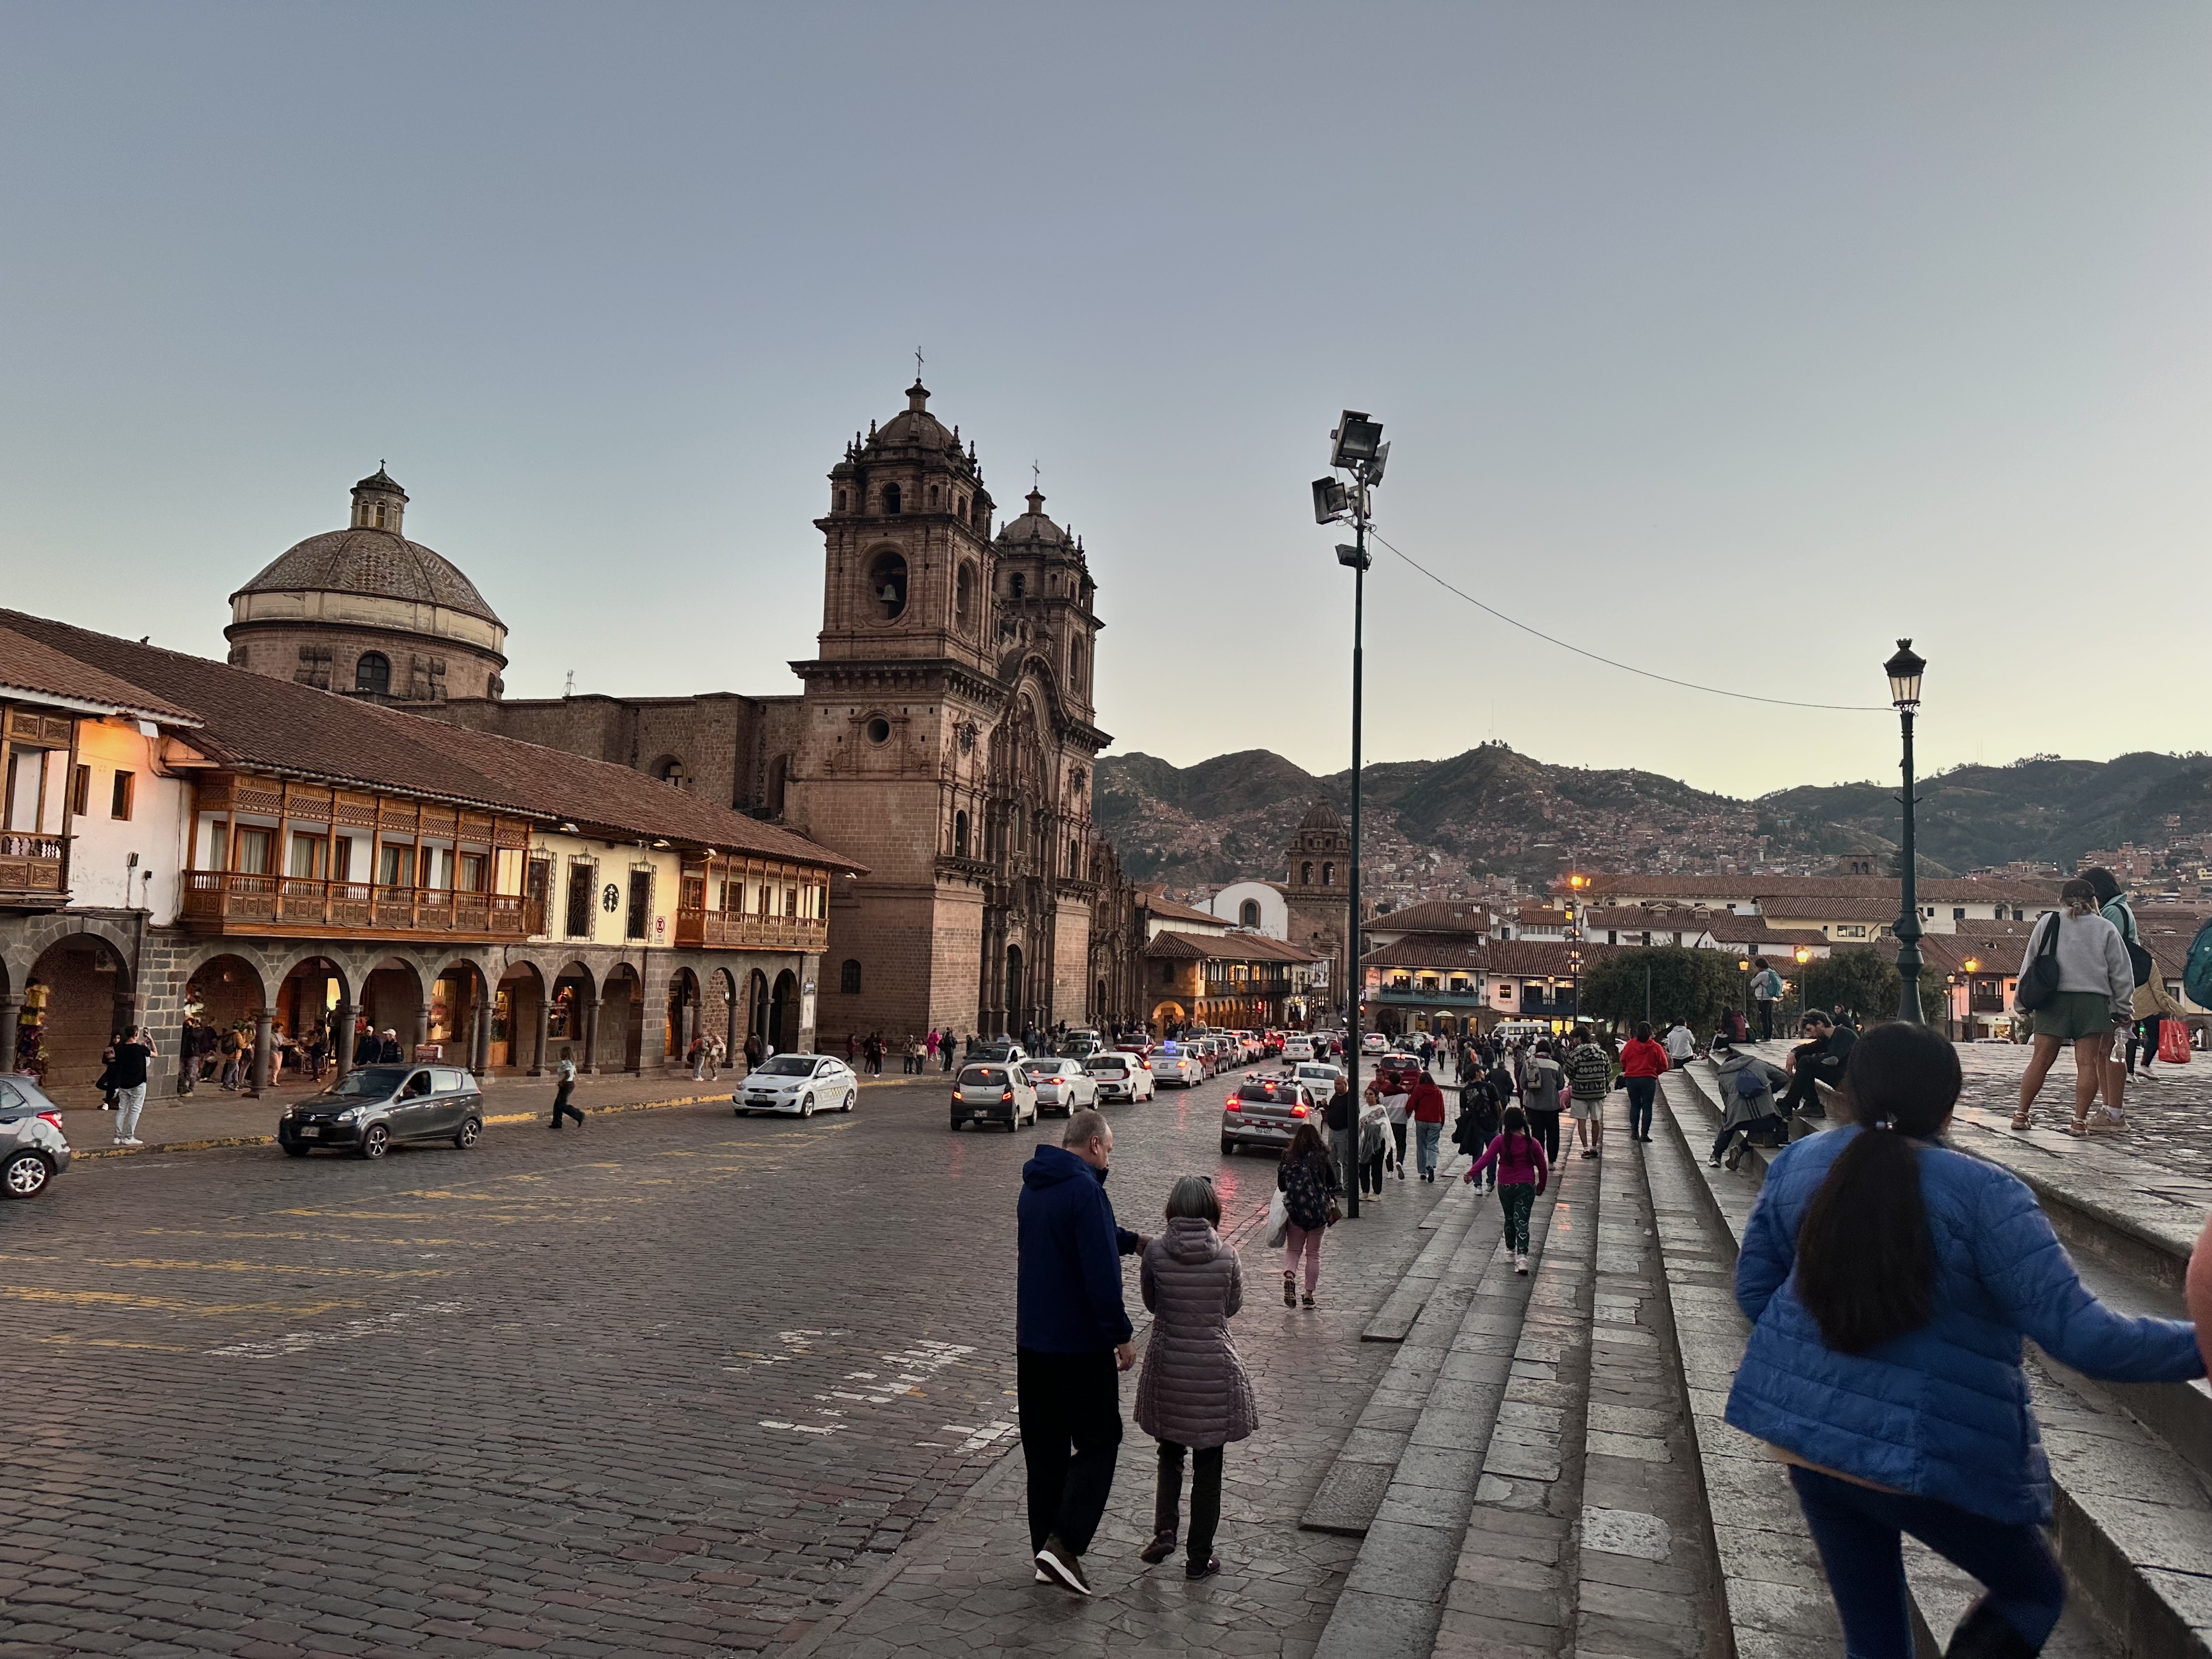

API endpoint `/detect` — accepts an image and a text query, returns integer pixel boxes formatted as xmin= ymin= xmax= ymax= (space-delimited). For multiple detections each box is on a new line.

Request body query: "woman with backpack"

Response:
xmin=1522 ymin=1042 xmax=1565 ymax=1167
xmin=1461 ymin=1104 xmax=1548 ymax=1274
xmin=2012 ymin=878 xmax=2133 ymax=1137
xmin=1454 ymin=1068 xmax=1503 ymax=1192
xmin=1276 ymin=1124 xmax=1340 ymax=1308
xmin=1728 ymin=1022 xmax=2199 ymax=1659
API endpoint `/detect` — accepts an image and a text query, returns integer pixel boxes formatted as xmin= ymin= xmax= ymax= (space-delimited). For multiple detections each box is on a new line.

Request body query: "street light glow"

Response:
xmin=1884 ymin=638 xmax=1926 ymax=709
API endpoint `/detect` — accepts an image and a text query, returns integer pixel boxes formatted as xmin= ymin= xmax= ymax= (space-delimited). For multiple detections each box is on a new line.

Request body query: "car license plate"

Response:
xmin=971 ymin=1110 xmax=988 ymax=1120
xmin=300 ymin=1127 xmax=321 ymax=1139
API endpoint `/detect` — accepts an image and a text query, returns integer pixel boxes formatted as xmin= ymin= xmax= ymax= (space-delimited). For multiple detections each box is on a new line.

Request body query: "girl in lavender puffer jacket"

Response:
xmin=1462 ymin=1105 xmax=1549 ymax=1274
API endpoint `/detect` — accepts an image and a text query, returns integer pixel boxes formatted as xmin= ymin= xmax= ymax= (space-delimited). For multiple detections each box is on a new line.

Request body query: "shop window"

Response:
xmin=840 ymin=960 xmax=862 ymax=995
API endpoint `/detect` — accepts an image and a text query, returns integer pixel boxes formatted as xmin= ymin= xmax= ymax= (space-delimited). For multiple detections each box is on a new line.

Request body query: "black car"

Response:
xmin=278 ymin=1064 xmax=486 ymax=1159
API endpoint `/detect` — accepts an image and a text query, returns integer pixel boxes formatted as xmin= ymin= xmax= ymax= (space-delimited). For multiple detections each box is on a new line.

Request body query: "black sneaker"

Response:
xmin=1139 ymin=1531 xmax=1176 ymax=1565
xmin=1035 ymin=1536 xmax=1090 ymax=1596
xmin=1186 ymin=1555 xmax=1221 ymax=1581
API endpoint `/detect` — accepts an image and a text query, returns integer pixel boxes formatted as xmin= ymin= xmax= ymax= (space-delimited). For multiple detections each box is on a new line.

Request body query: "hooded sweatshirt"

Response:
xmin=1712 ymin=1049 xmax=1788 ymax=1131
xmin=1017 ymin=1144 xmax=1136 ymax=1353
xmin=2017 ymin=910 xmax=2132 ymax=1022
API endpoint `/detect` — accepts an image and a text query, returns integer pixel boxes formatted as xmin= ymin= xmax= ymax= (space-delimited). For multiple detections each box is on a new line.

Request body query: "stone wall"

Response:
xmin=224 ymin=620 xmax=504 ymax=701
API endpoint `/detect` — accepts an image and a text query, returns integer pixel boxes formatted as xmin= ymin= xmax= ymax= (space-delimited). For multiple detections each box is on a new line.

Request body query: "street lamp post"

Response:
xmin=1316 ymin=412 xmax=1389 ymax=1218
xmin=1794 ymin=944 xmax=1814 ymax=1032
xmin=1885 ymin=640 xmax=1927 ymax=1024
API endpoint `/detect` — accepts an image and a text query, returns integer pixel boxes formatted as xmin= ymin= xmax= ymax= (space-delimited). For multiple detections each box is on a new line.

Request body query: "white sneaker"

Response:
xmin=125 ymin=1137 xmax=144 ymax=1147
xmin=1514 ymin=1253 xmax=1528 ymax=1274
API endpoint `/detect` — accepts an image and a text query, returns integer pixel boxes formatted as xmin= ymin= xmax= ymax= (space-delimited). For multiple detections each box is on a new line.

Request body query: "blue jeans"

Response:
xmin=1787 ymin=1465 xmax=2063 ymax=1659
xmin=1623 ymin=1076 xmax=1656 ymax=1139
xmin=1414 ymin=1120 xmax=1442 ymax=1176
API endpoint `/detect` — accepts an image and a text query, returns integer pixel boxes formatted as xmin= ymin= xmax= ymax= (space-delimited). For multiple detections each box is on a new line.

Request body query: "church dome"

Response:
xmin=869 ymin=380 xmax=967 ymax=456
xmin=232 ymin=529 xmax=503 ymax=624
xmin=997 ymin=488 xmax=1069 ymax=548
xmin=1299 ymin=799 xmax=1344 ymax=831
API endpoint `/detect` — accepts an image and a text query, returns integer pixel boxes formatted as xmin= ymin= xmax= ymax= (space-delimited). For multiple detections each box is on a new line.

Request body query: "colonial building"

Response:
xmin=410 ymin=380 xmax=1119 ymax=1045
xmin=1 ymin=611 xmax=861 ymax=1097
xmin=1143 ymin=931 xmax=1320 ymax=1034
xmin=226 ymin=469 xmax=510 ymax=703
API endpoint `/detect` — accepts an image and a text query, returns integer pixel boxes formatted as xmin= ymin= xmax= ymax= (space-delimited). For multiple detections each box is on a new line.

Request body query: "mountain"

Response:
xmin=1094 ymin=744 xmax=2212 ymax=900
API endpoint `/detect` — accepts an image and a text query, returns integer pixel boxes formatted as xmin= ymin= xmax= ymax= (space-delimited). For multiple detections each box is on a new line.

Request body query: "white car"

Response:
xmin=1153 ymin=1045 xmax=1204 ymax=1089
xmin=1282 ymin=1037 xmax=1314 ymax=1063
xmin=1085 ymin=1052 xmax=1156 ymax=1102
xmin=1023 ymin=1058 xmax=1099 ymax=1118
xmin=951 ymin=1062 xmax=1039 ymax=1131
xmin=1361 ymin=1031 xmax=1389 ymax=1054
xmin=735 ymin=1054 xmax=856 ymax=1118
xmin=1293 ymin=1060 xmax=1345 ymax=1102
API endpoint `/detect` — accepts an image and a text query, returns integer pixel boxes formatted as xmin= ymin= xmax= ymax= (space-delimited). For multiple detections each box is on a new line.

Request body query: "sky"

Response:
xmin=3 ymin=3 xmax=2206 ymax=802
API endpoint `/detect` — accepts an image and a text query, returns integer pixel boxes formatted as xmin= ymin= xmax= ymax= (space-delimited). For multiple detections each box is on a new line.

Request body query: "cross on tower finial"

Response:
xmin=915 ymin=347 xmax=924 ymax=380
xmin=1032 ymin=459 xmax=1041 ymax=490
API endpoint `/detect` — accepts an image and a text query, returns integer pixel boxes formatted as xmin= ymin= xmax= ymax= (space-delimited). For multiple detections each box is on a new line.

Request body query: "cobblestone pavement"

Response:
xmin=0 ymin=1070 xmax=1451 ymax=1659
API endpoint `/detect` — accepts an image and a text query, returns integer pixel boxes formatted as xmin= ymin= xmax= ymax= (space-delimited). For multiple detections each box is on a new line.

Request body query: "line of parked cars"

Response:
xmin=946 ymin=1027 xmax=1341 ymax=1130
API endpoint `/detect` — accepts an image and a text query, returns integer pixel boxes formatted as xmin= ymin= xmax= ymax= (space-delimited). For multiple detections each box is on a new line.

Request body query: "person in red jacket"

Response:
xmin=1407 ymin=1070 xmax=1449 ymax=1182
xmin=1618 ymin=1022 xmax=1670 ymax=1144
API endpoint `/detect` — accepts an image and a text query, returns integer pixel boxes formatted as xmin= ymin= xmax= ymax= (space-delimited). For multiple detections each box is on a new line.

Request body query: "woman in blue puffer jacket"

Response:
xmin=1726 ymin=1022 xmax=2202 ymax=1659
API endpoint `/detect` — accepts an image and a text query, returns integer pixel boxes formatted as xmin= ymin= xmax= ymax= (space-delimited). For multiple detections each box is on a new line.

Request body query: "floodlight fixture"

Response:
xmin=1312 ymin=476 xmax=1350 ymax=523
xmin=1885 ymin=639 xmax=1926 ymax=709
xmin=1335 ymin=543 xmax=1370 ymax=570
xmin=1330 ymin=411 xmax=1384 ymax=470
xmin=1365 ymin=441 xmax=1390 ymax=485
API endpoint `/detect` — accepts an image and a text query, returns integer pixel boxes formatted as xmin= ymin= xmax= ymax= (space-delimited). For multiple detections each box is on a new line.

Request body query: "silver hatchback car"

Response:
xmin=0 ymin=1073 xmax=75 ymax=1199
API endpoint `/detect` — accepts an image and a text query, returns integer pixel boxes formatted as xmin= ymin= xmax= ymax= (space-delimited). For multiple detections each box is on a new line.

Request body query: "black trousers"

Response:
xmin=1154 ymin=1440 xmax=1224 ymax=1568
xmin=1526 ymin=1109 xmax=1560 ymax=1166
xmin=551 ymin=1082 xmax=583 ymax=1127
xmin=1757 ymin=1001 xmax=1774 ymax=1041
xmin=2129 ymin=1017 xmax=2163 ymax=1072
xmin=1389 ymin=1121 xmax=1408 ymax=1169
xmin=1018 ymin=1347 xmax=1122 ymax=1556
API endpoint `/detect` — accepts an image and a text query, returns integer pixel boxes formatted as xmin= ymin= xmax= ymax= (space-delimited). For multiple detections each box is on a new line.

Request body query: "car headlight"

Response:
xmin=337 ymin=1105 xmax=367 ymax=1124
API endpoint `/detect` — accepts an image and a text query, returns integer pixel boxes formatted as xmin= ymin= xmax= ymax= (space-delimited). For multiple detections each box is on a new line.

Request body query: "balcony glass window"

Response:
xmin=288 ymin=834 xmax=323 ymax=878
xmin=235 ymin=828 xmax=272 ymax=875
xmin=379 ymin=844 xmax=410 ymax=887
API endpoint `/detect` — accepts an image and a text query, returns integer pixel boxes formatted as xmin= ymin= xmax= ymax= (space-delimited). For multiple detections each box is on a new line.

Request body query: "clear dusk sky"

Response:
xmin=3 ymin=4 xmax=2206 ymax=801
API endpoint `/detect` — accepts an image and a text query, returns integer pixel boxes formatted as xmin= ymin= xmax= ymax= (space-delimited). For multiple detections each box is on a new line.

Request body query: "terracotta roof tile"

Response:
xmin=0 ymin=622 xmax=199 ymax=724
xmin=0 ymin=610 xmax=862 ymax=872
xmin=1367 ymin=899 xmax=1492 ymax=935
xmin=1146 ymin=931 xmax=1319 ymax=963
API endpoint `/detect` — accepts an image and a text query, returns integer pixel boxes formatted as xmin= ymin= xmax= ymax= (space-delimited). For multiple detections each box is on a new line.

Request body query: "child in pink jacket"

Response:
xmin=1463 ymin=1105 xmax=1549 ymax=1274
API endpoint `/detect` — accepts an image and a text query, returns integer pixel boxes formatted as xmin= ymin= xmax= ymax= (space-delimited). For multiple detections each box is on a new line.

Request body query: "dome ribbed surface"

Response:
xmin=231 ymin=528 xmax=503 ymax=625
xmin=1299 ymin=799 xmax=1344 ymax=831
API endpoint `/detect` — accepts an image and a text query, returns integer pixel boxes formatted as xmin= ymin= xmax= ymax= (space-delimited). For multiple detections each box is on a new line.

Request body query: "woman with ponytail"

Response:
xmin=1725 ymin=1023 xmax=2201 ymax=1659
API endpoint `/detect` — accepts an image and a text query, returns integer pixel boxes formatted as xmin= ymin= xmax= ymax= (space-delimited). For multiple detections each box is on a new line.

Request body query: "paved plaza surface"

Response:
xmin=0 ymin=1070 xmax=1455 ymax=1659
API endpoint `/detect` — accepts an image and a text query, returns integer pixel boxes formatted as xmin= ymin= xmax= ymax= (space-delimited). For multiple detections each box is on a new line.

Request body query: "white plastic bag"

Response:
xmin=1265 ymin=1188 xmax=1290 ymax=1249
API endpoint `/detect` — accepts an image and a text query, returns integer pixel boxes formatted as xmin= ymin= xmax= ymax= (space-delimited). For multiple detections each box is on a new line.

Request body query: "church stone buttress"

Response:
xmin=785 ymin=382 xmax=1111 ymax=1046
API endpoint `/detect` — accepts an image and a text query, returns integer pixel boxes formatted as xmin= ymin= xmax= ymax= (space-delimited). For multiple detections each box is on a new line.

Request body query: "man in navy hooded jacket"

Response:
xmin=1019 ymin=1108 xmax=1145 ymax=1596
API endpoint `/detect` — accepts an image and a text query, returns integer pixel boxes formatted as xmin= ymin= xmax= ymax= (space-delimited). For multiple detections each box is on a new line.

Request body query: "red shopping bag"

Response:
xmin=2160 ymin=1020 xmax=2192 ymax=1065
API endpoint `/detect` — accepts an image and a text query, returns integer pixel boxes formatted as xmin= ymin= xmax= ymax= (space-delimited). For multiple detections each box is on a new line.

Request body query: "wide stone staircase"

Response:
xmin=1295 ymin=1056 xmax=2212 ymax=1659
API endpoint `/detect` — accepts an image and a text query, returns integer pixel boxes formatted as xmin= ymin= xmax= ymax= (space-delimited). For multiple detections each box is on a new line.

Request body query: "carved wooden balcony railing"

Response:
xmin=0 ymin=832 xmax=67 ymax=907
xmin=182 ymin=872 xmax=531 ymax=940
xmin=673 ymin=909 xmax=829 ymax=952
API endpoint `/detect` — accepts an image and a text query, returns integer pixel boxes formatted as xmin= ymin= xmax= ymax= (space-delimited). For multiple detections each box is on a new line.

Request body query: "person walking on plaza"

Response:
xmin=1463 ymin=1104 xmax=1548 ymax=1274
xmin=925 ymin=1028 xmax=940 ymax=1071
xmin=688 ymin=1032 xmax=708 ymax=1081
xmin=1136 ymin=1174 xmax=1255 ymax=1581
xmin=706 ymin=1034 xmax=724 ymax=1082
xmin=1454 ymin=1065 xmax=1503 ymax=1190
xmin=1018 ymin=1109 xmax=1144 ymax=1596
xmin=743 ymin=1030 xmax=764 ymax=1073
xmin=1663 ymin=1018 xmax=1696 ymax=1069
xmin=1619 ymin=1022 xmax=1668 ymax=1143
xmin=219 ymin=1025 xmax=247 ymax=1091
xmin=1727 ymin=1021 xmax=2200 ymax=1659
xmin=1277 ymin=1124 xmax=1340 ymax=1306
xmin=1325 ymin=1074 xmax=1356 ymax=1203
xmin=106 ymin=1028 xmax=151 ymax=1147
xmin=1750 ymin=957 xmax=1784 ymax=1042
xmin=549 ymin=1048 xmax=584 ymax=1130
xmin=1566 ymin=1032 xmax=1612 ymax=1159
xmin=2011 ymin=879 xmax=2132 ymax=1138
xmin=2085 ymin=867 xmax=2146 ymax=1124
xmin=1408 ymin=1068 xmax=1449 ymax=1181
xmin=1523 ymin=1042 xmax=1565 ymax=1167
xmin=1778 ymin=1010 xmax=1855 ymax=1119
xmin=2128 ymin=973 xmax=2187 ymax=1082
xmin=1356 ymin=1085 xmax=1390 ymax=1199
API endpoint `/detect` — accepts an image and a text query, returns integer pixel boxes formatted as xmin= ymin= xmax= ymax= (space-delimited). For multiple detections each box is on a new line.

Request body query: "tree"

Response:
xmin=1578 ymin=947 xmax=1743 ymax=1036
xmin=1802 ymin=946 xmax=1944 ymax=1025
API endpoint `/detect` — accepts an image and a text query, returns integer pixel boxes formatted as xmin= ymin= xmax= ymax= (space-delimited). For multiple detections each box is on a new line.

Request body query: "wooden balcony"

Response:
xmin=673 ymin=907 xmax=829 ymax=953
xmin=0 ymin=833 xmax=67 ymax=910
xmin=181 ymin=872 xmax=533 ymax=941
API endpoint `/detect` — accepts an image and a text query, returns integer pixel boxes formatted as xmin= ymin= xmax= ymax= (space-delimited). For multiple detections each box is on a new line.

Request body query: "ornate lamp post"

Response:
xmin=1794 ymin=944 xmax=1813 ymax=1030
xmin=1885 ymin=640 xmax=1927 ymax=1024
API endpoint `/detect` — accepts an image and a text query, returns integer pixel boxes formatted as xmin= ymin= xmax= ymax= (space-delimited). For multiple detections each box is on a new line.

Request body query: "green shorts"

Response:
xmin=2032 ymin=991 xmax=2117 ymax=1042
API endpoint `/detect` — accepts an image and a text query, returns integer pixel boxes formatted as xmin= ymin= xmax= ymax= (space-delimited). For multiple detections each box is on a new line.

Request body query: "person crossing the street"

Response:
xmin=549 ymin=1048 xmax=584 ymax=1130
xmin=1407 ymin=1068 xmax=1449 ymax=1181
xmin=1619 ymin=1022 xmax=1668 ymax=1143
xmin=1018 ymin=1109 xmax=1145 ymax=1598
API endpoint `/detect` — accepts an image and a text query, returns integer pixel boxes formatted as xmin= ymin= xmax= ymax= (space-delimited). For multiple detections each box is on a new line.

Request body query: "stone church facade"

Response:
xmin=409 ymin=380 xmax=1116 ymax=1045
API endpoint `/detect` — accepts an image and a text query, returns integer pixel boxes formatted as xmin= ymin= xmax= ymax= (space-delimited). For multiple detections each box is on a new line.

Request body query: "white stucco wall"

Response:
xmin=66 ymin=719 xmax=192 ymax=923
xmin=1210 ymin=881 xmax=1288 ymax=939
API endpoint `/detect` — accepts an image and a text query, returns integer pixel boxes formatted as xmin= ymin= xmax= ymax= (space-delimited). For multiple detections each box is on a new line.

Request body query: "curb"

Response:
xmin=71 ymin=1088 xmax=730 ymax=1161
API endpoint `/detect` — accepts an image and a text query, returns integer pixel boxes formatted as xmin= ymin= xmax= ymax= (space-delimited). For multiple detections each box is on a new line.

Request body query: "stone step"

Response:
xmin=1364 ymin=1166 xmax=1484 ymax=1343
xmin=1312 ymin=1153 xmax=1596 ymax=1659
xmin=1302 ymin=1169 xmax=1509 ymax=1537
xmin=1656 ymin=1071 xmax=2132 ymax=1659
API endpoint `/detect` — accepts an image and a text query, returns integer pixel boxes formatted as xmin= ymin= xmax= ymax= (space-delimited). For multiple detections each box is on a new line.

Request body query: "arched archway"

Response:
xmin=769 ymin=970 xmax=798 ymax=1054
xmin=496 ymin=960 xmax=547 ymax=1073
xmin=746 ymin=968 xmax=771 ymax=1056
xmin=18 ymin=932 xmax=138 ymax=1093
xmin=430 ymin=956 xmax=494 ymax=1073
xmin=273 ymin=955 xmax=348 ymax=1084
xmin=709 ymin=967 xmax=738 ymax=1060
xmin=546 ymin=960 xmax=595 ymax=1072
xmin=362 ymin=956 xmax=427 ymax=1059
xmin=178 ymin=950 xmax=268 ymax=1091
xmin=602 ymin=964 xmax=644 ymax=1074
xmin=665 ymin=967 xmax=701 ymax=1063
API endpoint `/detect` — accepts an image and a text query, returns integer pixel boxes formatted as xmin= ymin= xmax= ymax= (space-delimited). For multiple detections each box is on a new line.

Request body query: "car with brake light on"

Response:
xmin=1060 ymin=1029 xmax=1105 ymax=1060
xmin=1085 ymin=1051 xmax=1155 ymax=1103
xmin=1292 ymin=1060 xmax=1345 ymax=1101
xmin=951 ymin=1062 xmax=1039 ymax=1130
xmin=1023 ymin=1058 xmax=1098 ymax=1116
xmin=0 ymin=1074 xmax=72 ymax=1199
xmin=1372 ymin=1052 xmax=1425 ymax=1094
xmin=1361 ymin=1031 xmax=1390 ymax=1054
xmin=278 ymin=1064 xmax=486 ymax=1159
xmin=1220 ymin=1074 xmax=1320 ymax=1156
xmin=1153 ymin=1043 xmax=1204 ymax=1088
xmin=1281 ymin=1036 xmax=1314 ymax=1063
xmin=735 ymin=1053 xmax=856 ymax=1117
